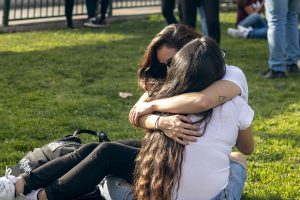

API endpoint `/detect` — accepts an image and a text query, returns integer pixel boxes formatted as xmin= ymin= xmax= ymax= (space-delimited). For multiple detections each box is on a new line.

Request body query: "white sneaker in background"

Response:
xmin=237 ymin=25 xmax=253 ymax=33
xmin=0 ymin=167 xmax=17 ymax=200
xmin=227 ymin=27 xmax=249 ymax=38
xmin=83 ymin=17 xmax=107 ymax=28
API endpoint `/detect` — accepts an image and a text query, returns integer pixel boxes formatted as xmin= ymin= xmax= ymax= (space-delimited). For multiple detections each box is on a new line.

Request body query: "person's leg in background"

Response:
xmin=199 ymin=6 xmax=208 ymax=36
xmin=264 ymin=0 xmax=288 ymax=78
xmin=285 ymin=0 xmax=300 ymax=73
xmin=161 ymin=0 xmax=177 ymax=24
xmin=202 ymin=0 xmax=220 ymax=44
xmin=239 ymin=12 xmax=267 ymax=28
xmin=84 ymin=0 xmax=108 ymax=28
xmin=247 ymin=27 xmax=268 ymax=39
xmin=86 ymin=0 xmax=98 ymax=19
xmin=99 ymin=0 xmax=110 ymax=22
xmin=65 ymin=0 xmax=74 ymax=28
xmin=181 ymin=0 xmax=198 ymax=28
xmin=177 ymin=0 xmax=183 ymax=23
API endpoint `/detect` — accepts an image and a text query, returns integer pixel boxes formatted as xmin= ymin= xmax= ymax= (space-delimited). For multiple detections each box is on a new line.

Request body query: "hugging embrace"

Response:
xmin=0 ymin=24 xmax=254 ymax=200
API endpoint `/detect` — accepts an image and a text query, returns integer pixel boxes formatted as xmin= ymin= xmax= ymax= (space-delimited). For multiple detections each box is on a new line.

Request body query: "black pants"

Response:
xmin=23 ymin=140 xmax=141 ymax=200
xmin=162 ymin=0 xmax=177 ymax=24
xmin=86 ymin=0 xmax=110 ymax=19
xmin=181 ymin=0 xmax=220 ymax=44
xmin=161 ymin=0 xmax=183 ymax=24
xmin=65 ymin=0 xmax=74 ymax=27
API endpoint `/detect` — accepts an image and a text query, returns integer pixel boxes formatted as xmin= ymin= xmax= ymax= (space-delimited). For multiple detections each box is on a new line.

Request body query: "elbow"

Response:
xmin=237 ymin=143 xmax=254 ymax=155
xmin=242 ymin=146 xmax=254 ymax=155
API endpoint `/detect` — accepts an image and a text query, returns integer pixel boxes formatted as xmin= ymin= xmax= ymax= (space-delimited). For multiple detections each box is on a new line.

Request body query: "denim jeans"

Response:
xmin=265 ymin=0 xmax=300 ymax=72
xmin=99 ymin=160 xmax=247 ymax=200
xmin=199 ymin=6 xmax=208 ymax=36
xmin=239 ymin=12 xmax=267 ymax=39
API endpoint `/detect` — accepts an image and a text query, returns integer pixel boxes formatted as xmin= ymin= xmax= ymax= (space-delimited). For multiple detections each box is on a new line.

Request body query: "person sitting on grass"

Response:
xmin=227 ymin=0 xmax=267 ymax=39
xmin=130 ymin=37 xmax=254 ymax=200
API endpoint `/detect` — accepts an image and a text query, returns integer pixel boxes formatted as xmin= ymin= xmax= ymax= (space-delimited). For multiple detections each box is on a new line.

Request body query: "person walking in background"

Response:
xmin=181 ymin=0 xmax=220 ymax=44
xmin=227 ymin=0 xmax=267 ymax=39
xmin=65 ymin=0 xmax=74 ymax=28
xmin=161 ymin=0 xmax=182 ymax=24
xmin=263 ymin=0 xmax=300 ymax=79
xmin=84 ymin=0 xmax=110 ymax=28
xmin=199 ymin=6 xmax=208 ymax=35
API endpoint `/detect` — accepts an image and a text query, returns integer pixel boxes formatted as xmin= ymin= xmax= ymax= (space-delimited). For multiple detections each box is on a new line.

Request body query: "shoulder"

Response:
xmin=219 ymin=96 xmax=250 ymax=112
xmin=225 ymin=65 xmax=244 ymax=74
xmin=223 ymin=64 xmax=249 ymax=102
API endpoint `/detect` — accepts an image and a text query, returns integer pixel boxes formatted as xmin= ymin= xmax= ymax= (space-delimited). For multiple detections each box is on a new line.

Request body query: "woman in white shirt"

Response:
xmin=133 ymin=37 xmax=254 ymax=200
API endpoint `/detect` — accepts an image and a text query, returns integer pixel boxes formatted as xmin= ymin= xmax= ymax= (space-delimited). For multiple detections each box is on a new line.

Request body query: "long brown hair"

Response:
xmin=137 ymin=24 xmax=203 ymax=91
xmin=134 ymin=37 xmax=226 ymax=200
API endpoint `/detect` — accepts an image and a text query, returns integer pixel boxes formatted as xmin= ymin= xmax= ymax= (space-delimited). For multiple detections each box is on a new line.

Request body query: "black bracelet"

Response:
xmin=154 ymin=116 xmax=161 ymax=130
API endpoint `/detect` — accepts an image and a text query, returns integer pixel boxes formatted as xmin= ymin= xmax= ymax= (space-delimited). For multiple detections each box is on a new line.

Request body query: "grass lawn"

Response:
xmin=0 ymin=12 xmax=299 ymax=199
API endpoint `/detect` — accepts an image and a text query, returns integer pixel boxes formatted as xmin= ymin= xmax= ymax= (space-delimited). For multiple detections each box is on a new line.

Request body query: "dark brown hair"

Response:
xmin=134 ymin=37 xmax=226 ymax=200
xmin=137 ymin=24 xmax=203 ymax=91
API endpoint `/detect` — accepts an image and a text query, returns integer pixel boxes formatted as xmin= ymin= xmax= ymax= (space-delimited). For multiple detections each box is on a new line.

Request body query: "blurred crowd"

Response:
xmin=64 ymin=0 xmax=299 ymax=79
xmin=158 ymin=0 xmax=299 ymax=79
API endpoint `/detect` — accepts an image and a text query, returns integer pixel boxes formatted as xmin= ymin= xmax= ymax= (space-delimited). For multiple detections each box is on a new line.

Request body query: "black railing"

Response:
xmin=2 ymin=0 xmax=234 ymax=27
xmin=2 ymin=0 xmax=161 ymax=26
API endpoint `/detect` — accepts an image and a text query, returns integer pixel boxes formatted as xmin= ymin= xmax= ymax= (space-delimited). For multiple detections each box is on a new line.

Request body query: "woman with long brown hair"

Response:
xmin=130 ymin=24 xmax=248 ymax=146
xmin=133 ymin=37 xmax=254 ymax=200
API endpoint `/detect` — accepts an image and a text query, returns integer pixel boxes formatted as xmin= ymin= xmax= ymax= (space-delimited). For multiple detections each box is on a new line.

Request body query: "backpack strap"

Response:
xmin=73 ymin=130 xmax=111 ymax=142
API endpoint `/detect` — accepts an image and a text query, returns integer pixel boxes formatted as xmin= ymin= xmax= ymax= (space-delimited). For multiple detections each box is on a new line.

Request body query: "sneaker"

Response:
xmin=237 ymin=25 xmax=253 ymax=33
xmin=83 ymin=17 xmax=107 ymax=28
xmin=263 ymin=69 xmax=286 ymax=79
xmin=0 ymin=167 xmax=17 ymax=200
xmin=287 ymin=64 xmax=299 ymax=73
xmin=227 ymin=27 xmax=249 ymax=38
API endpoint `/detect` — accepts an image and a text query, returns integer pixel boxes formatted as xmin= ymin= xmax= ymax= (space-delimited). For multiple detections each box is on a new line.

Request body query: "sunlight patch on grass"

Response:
xmin=0 ymin=31 xmax=133 ymax=52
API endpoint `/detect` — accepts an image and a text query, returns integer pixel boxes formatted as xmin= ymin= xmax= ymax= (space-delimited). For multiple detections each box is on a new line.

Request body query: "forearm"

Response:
xmin=135 ymin=92 xmax=149 ymax=105
xmin=150 ymin=93 xmax=210 ymax=114
xmin=149 ymin=80 xmax=240 ymax=114
xmin=138 ymin=114 xmax=158 ymax=130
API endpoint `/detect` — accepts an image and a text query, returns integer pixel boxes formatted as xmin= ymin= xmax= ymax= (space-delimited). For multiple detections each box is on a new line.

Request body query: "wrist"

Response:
xmin=154 ymin=115 xmax=161 ymax=130
xmin=149 ymin=100 xmax=158 ymax=112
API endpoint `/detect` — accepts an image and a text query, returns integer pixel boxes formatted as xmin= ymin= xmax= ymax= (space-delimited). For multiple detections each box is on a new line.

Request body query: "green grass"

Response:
xmin=0 ymin=12 xmax=299 ymax=199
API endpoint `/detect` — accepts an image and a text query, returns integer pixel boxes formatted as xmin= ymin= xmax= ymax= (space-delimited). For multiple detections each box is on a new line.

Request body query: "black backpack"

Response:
xmin=10 ymin=129 xmax=110 ymax=177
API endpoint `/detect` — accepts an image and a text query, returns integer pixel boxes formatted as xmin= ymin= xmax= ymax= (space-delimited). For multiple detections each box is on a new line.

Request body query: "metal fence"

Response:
xmin=2 ymin=0 xmax=234 ymax=27
xmin=2 ymin=0 xmax=161 ymax=26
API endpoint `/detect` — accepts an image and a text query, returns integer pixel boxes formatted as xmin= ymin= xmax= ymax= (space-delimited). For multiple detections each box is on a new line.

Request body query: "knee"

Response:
xmin=93 ymin=142 xmax=115 ymax=160
xmin=230 ymin=152 xmax=247 ymax=168
xmin=251 ymin=12 xmax=260 ymax=18
xmin=84 ymin=142 xmax=99 ymax=150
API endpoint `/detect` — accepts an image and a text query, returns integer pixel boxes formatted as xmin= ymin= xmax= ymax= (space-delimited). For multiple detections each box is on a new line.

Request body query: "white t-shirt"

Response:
xmin=222 ymin=65 xmax=248 ymax=102
xmin=173 ymin=96 xmax=254 ymax=200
